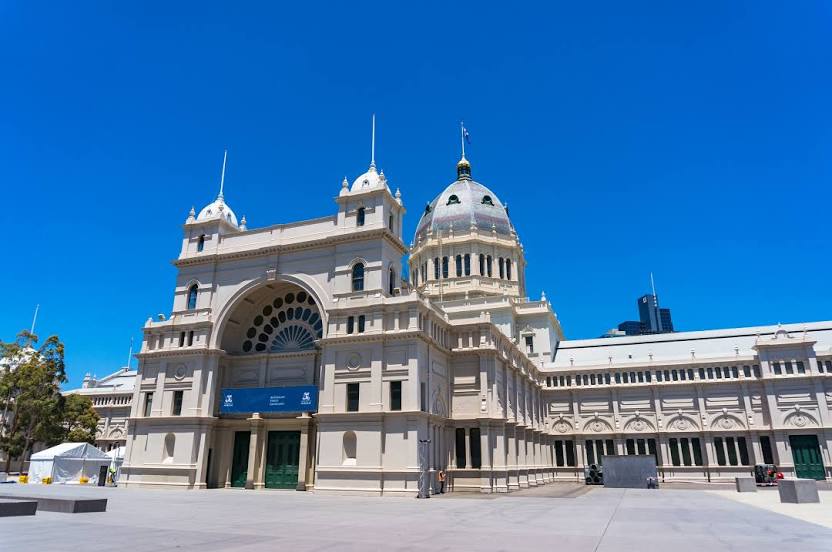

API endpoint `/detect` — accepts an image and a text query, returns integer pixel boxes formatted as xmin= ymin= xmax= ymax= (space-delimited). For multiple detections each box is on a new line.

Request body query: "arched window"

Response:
xmin=388 ymin=214 xmax=394 ymax=231
xmin=479 ymin=254 xmax=485 ymax=275
xmin=343 ymin=431 xmax=357 ymax=465
xmin=455 ymin=255 xmax=462 ymax=277
xmin=481 ymin=195 xmax=494 ymax=206
xmin=197 ymin=235 xmax=205 ymax=252
xmin=434 ymin=257 xmax=440 ymax=280
xmin=356 ymin=207 xmax=365 ymax=227
xmin=506 ymin=259 xmax=512 ymax=280
xmin=351 ymin=263 xmax=365 ymax=292
xmin=486 ymin=255 xmax=493 ymax=277
xmin=447 ymin=194 xmax=460 ymax=205
xmin=499 ymin=258 xmax=505 ymax=279
xmin=464 ymin=254 xmax=471 ymax=276
xmin=389 ymin=267 xmax=396 ymax=296
xmin=187 ymin=284 xmax=198 ymax=310
xmin=441 ymin=256 xmax=449 ymax=279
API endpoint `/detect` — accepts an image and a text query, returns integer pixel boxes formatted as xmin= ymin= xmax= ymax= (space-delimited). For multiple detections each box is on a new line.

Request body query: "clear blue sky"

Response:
xmin=2 ymin=2 xmax=830 ymax=387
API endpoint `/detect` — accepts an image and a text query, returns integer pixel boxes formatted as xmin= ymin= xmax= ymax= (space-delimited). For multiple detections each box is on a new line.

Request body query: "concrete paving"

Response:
xmin=0 ymin=483 xmax=830 ymax=551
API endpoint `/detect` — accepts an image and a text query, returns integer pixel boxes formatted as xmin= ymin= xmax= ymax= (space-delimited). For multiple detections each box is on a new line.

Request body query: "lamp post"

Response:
xmin=417 ymin=438 xmax=432 ymax=499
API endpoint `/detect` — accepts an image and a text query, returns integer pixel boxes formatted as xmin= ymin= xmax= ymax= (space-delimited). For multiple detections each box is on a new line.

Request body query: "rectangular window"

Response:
xmin=760 ymin=436 xmax=774 ymax=464
xmin=772 ymin=362 xmax=782 ymax=375
xmin=688 ymin=369 xmax=695 ymax=380
xmin=486 ymin=256 xmax=492 ymax=277
xmin=604 ymin=373 xmax=611 ymax=384
xmin=172 ymin=390 xmax=183 ymax=416
xmin=648 ymin=438 xmax=658 ymax=462
xmin=479 ymin=254 xmax=485 ymax=275
xmin=668 ymin=438 xmax=681 ymax=466
xmin=187 ymin=331 xmax=194 ymax=346
xmin=565 ymin=440 xmax=576 ymax=467
xmin=626 ymin=439 xmax=636 ymax=455
xmin=555 ymin=440 xmax=565 ymax=466
xmin=672 ymin=370 xmax=678 ymax=381
xmin=434 ymin=258 xmax=440 ymax=280
xmin=731 ymin=366 xmax=738 ymax=378
xmin=144 ymin=392 xmax=153 ymax=417
xmin=714 ymin=437 xmax=727 ymax=466
xmin=470 ymin=428 xmax=482 ymax=469
xmin=726 ymin=437 xmax=739 ymax=466
xmin=546 ymin=377 xmax=552 ymax=387
xmin=737 ymin=437 xmax=749 ymax=465
xmin=590 ymin=374 xmax=596 ymax=385
xmin=347 ymin=316 xmax=355 ymax=334
xmin=638 ymin=372 xmax=644 ymax=383
xmin=346 ymin=383 xmax=359 ymax=412
xmin=663 ymin=370 xmax=670 ymax=381
xmin=622 ymin=372 xmax=629 ymax=384
xmin=524 ymin=335 xmax=534 ymax=354
xmin=179 ymin=332 xmax=186 ymax=347
xmin=680 ymin=438 xmax=692 ymax=466
xmin=656 ymin=371 xmax=662 ymax=382
xmin=753 ymin=365 xmax=761 ymax=377
xmin=420 ymin=382 xmax=426 ymax=412
xmin=464 ymin=254 xmax=471 ymax=276
xmin=455 ymin=428 xmax=466 ymax=468
xmin=585 ymin=440 xmax=596 ymax=464
xmin=742 ymin=365 xmax=751 ymax=377
xmin=358 ymin=315 xmax=366 ymax=333
xmin=636 ymin=439 xmax=646 ymax=455
xmin=707 ymin=367 xmax=714 ymax=379
xmin=645 ymin=371 xmax=651 ymax=382
xmin=785 ymin=361 xmax=794 ymax=375
xmin=796 ymin=361 xmax=805 ymax=374
xmin=699 ymin=368 xmax=706 ymax=380
xmin=680 ymin=370 xmax=686 ymax=381
xmin=595 ymin=440 xmax=605 ymax=465
xmin=723 ymin=367 xmax=730 ymax=378
xmin=442 ymin=256 xmax=449 ymax=279
xmin=817 ymin=361 xmax=825 ymax=373
xmin=605 ymin=439 xmax=615 ymax=456
xmin=615 ymin=372 xmax=621 ymax=384
xmin=390 ymin=381 xmax=402 ymax=411
xmin=455 ymin=255 xmax=462 ymax=277
xmin=715 ymin=368 xmax=722 ymax=379
xmin=691 ymin=438 xmax=703 ymax=466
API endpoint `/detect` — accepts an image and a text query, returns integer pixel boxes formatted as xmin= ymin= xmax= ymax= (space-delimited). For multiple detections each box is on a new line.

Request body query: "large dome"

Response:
xmin=414 ymin=166 xmax=513 ymax=243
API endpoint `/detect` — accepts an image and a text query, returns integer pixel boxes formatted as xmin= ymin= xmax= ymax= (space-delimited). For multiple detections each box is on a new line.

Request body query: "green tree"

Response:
xmin=0 ymin=331 xmax=66 ymax=471
xmin=60 ymin=394 xmax=99 ymax=444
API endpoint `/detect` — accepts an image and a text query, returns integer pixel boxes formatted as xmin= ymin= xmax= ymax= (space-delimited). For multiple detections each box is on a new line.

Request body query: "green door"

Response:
xmin=230 ymin=431 xmax=251 ymax=488
xmin=265 ymin=431 xmax=301 ymax=489
xmin=789 ymin=435 xmax=825 ymax=481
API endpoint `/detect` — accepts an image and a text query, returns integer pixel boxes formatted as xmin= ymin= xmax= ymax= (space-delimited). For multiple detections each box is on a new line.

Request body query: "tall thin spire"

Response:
xmin=126 ymin=337 xmax=134 ymax=370
xmin=218 ymin=149 xmax=228 ymax=200
xmin=370 ymin=114 xmax=376 ymax=169
xmin=30 ymin=304 xmax=39 ymax=335
xmin=650 ymin=272 xmax=657 ymax=301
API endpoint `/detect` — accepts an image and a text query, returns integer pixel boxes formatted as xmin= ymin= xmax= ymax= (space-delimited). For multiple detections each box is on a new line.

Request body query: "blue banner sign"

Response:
xmin=220 ymin=385 xmax=318 ymax=414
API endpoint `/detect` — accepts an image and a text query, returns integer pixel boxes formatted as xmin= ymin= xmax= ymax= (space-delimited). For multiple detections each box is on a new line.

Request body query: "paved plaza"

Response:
xmin=0 ymin=484 xmax=830 ymax=551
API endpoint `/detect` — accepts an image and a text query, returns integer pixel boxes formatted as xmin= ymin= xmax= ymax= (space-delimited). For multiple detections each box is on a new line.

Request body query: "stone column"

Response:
xmin=296 ymin=415 xmax=311 ymax=491
xmin=246 ymin=413 xmax=265 ymax=490
xmin=506 ymin=424 xmax=519 ymax=491
xmin=479 ymin=422 xmax=492 ymax=493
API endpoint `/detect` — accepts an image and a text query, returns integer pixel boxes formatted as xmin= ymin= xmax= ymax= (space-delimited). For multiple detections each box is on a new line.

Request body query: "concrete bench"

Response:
xmin=735 ymin=477 xmax=757 ymax=493
xmin=0 ymin=493 xmax=107 ymax=513
xmin=0 ymin=498 xmax=38 ymax=517
xmin=778 ymin=479 xmax=820 ymax=504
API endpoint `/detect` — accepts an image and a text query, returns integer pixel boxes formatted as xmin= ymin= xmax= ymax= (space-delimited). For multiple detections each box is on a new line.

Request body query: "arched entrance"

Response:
xmin=212 ymin=280 xmax=323 ymax=491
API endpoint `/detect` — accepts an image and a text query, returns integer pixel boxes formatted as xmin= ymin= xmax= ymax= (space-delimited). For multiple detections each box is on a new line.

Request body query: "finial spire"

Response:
xmin=460 ymin=121 xmax=466 ymax=159
xmin=218 ymin=149 xmax=228 ymax=200
xmin=370 ymin=114 xmax=376 ymax=169
xmin=30 ymin=304 xmax=40 ymax=335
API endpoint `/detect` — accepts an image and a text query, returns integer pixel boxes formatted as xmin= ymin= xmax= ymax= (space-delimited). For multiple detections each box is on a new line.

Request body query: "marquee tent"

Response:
xmin=28 ymin=442 xmax=111 ymax=485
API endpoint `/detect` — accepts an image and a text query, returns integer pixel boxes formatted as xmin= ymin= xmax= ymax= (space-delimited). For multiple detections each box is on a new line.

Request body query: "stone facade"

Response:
xmin=121 ymin=149 xmax=831 ymax=492
xmin=64 ymin=368 xmax=135 ymax=451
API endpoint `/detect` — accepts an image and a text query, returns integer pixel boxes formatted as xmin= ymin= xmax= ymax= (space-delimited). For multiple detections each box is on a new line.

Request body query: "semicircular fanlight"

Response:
xmin=270 ymin=324 xmax=316 ymax=352
xmin=242 ymin=289 xmax=323 ymax=353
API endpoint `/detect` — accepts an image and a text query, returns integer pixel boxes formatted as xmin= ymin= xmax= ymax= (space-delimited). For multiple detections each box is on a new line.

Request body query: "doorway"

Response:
xmin=789 ymin=435 xmax=825 ymax=480
xmin=230 ymin=431 xmax=250 ymax=487
xmin=265 ymin=431 xmax=300 ymax=489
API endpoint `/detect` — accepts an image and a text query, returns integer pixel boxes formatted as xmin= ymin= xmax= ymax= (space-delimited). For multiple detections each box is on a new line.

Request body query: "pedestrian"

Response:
xmin=438 ymin=469 xmax=446 ymax=494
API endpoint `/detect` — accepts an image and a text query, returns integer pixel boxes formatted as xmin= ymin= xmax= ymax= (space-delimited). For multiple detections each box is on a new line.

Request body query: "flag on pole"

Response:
xmin=463 ymin=126 xmax=471 ymax=144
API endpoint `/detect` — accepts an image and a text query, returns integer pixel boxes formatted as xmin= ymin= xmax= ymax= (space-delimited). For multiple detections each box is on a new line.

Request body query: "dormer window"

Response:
xmin=446 ymin=194 xmax=460 ymax=205
xmin=481 ymin=195 xmax=493 ymax=206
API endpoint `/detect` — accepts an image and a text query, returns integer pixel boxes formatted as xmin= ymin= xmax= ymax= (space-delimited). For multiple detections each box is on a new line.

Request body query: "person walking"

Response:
xmin=438 ymin=469 xmax=447 ymax=494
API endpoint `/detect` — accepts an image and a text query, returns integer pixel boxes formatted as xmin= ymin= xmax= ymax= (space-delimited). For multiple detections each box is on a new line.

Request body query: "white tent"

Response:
xmin=28 ymin=442 xmax=111 ymax=485
xmin=105 ymin=446 xmax=125 ymax=483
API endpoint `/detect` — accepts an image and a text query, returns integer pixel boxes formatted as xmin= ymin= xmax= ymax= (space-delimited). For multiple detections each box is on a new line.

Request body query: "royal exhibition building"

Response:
xmin=120 ymin=144 xmax=832 ymax=495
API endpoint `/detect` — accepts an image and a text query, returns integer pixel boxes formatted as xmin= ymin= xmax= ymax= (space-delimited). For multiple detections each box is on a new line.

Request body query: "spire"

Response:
xmin=218 ymin=149 xmax=228 ymax=200
xmin=370 ymin=114 xmax=376 ymax=169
